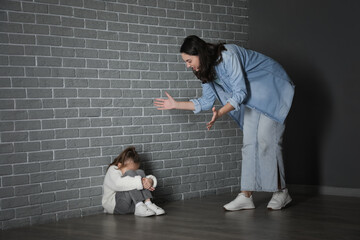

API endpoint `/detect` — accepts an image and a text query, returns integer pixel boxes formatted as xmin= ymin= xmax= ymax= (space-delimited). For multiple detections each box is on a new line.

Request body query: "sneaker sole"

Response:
xmin=155 ymin=212 xmax=166 ymax=216
xmin=135 ymin=213 xmax=156 ymax=217
xmin=223 ymin=207 xmax=255 ymax=211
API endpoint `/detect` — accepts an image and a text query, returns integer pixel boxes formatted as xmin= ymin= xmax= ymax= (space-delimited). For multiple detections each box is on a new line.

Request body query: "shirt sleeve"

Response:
xmin=106 ymin=167 xmax=143 ymax=192
xmin=189 ymin=83 xmax=216 ymax=114
xmin=223 ymin=51 xmax=248 ymax=111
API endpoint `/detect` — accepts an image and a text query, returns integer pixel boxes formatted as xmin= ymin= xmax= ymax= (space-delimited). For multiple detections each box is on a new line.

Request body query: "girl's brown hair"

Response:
xmin=107 ymin=146 xmax=140 ymax=170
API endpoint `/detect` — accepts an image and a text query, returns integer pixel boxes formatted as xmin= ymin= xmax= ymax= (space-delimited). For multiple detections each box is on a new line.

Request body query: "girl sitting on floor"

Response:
xmin=102 ymin=146 xmax=165 ymax=217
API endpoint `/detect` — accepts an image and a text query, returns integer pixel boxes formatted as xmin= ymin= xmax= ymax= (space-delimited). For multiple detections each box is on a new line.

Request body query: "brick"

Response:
xmin=63 ymin=38 xmax=85 ymax=48
xmin=15 ymin=120 xmax=41 ymax=131
xmin=22 ymin=2 xmax=48 ymax=13
xmin=28 ymin=110 xmax=53 ymax=120
xmin=0 ymin=153 xmax=27 ymax=165
xmin=16 ymin=100 xmax=42 ymax=109
xmin=86 ymin=59 xmax=108 ymax=69
xmin=80 ymin=186 xmax=102 ymax=197
xmin=0 ymin=188 xmax=14 ymax=199
xmin=1 ymin=132 xmax=28 ymax=142
xmin=91 ymin=118 xmax=112 ymax=127
xmin=28 ymin=151 xmax=54 ymax=162
xmin=9 ymin=34 xmax=36 ymax=44
xmin=80 ymin=167 xmax=102 ymax=177
xmin=15 ymin=184 xmax=41 ymax=196
xmin=41 ymin=182 xmax=66 ymax=193
xmin=0 ymin=89 xmax=26 ymax=98
xmin=67 ymin=139 xmax=89 ymax=149
xmin=55 ymin=109 xmax=79 ymax=118
xmin=95 ymin=31 xmax=118 ymax=41
xmin=39 ymin=78 xmax=64 ymax=87
xmin=0 ymin=122 xmax=14 ymax=132
xmin=67 ymin=118 xmax=90 ymax=128
xmin=41 ymin=161 xmax=65 ymax=171
xmin=54 ymin=149 xmax=79 ymax=160
xmin=49 ymin=5 xmax=73 ymax=16
xmin=65 ymin=79 xmax=88 ymax=88
xmin=14 ymin=142 xmax=40 ymax=153
xmin=69 ymin=198 xmax=91 ymax=209
xmin=55 ymin=189 xmax=79 ymax=201
xmin=67 ymin=178 xmax=90 ymax=189
xmin=57 ymin=169 xmax=79 ymax=180
xmin=90 ymin=137 xmax=112 ymax=147
xmin=70 ymin=107 xmax=93 ymax=117
xmin=50 ymin=26 xmax=73 ymax=36
xmin=36 ymin=14 xmax=61 ymax=25
xmin=42 ymin=201 xmax=68 ymax=214
xmin=30 ymin=172 xmax=56 ymax=183
xmin=89 ymin=156 xmax=110 ymax=167
xmin=52 ymin=68 xmax=76 ymax=77
xmin=3 ymin=175 xmax=29 ymax=186
xmin=0 ymin=209 xmax=15 ymax=221
xmin=102 ymin=108 xmax=123 ymax=117
xmin=0 ymin=165 xmax=12 ymax=176
xmin=1 ymin=196 xmax=29 ymax=209
xmin=0 ymin=22 xmax=22 ymax=33
xmin=42 ymin=119 xmax=66 ymax=129
xmin=65 ymin=158 xmax=89 ymax=169
xmin=90 ymin=176 xmax=104 ymax=186
xmin=30 ymin=193 xmax=57 ymax=204
xmin=52 ymin=47 xmax=75 ymax=57
xmin=0 ymin=143 xmax=14 ymax=154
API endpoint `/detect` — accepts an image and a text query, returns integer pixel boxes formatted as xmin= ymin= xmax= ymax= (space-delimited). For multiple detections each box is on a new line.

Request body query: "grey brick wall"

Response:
xmin=0 ymin=0 xmax=248 ymax=230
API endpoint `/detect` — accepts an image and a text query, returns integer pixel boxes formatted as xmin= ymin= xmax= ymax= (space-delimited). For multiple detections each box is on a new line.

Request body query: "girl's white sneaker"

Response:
xmin=146 ymin=203 xmax=165 ymax=216
xmin=134 ymin=203 xmax=156 ymax=217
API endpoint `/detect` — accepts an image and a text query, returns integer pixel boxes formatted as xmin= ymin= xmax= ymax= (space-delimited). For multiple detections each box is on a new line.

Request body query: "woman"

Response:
xmin=154 ymin=35 xmax=295 ymax=211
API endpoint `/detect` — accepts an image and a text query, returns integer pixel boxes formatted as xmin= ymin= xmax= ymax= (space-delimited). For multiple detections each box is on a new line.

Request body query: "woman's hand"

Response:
xmin=154 ymin=91 xmax=177 ymax=110
xmin=206 ymin=107 xmax=219 ymax=130
xmin=142 ymin=178 xmax=155 ymax=191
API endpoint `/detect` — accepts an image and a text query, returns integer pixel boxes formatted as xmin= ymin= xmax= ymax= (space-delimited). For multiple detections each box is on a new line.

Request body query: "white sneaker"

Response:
xmin=267 ymin=188 xmax=292 ymax=210
xmin=134 ymin=203 xmax=156 ymax=217
xmin=146 ymin=203 xmax=165 ymax=216
xmin=223 ymin=193 xmax=255 ymax=211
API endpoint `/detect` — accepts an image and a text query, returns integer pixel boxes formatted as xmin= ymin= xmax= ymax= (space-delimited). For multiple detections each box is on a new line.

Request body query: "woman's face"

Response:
xmin=181 ymin=53 xmax=200 ymax=72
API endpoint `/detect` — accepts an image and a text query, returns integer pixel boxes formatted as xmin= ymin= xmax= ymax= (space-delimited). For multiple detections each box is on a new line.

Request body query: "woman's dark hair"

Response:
xmin=107 ymin=146 xmax=140 ymax=170
xmin=180 ymin=35 xmax=226 ymax=83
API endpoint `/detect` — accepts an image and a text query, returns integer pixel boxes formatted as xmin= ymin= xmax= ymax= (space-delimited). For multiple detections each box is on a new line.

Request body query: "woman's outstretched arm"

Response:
xmin=206 ymin=103 xmax=235 ymax=130
xmin=154 ymin=91 xmax=195 ymax=111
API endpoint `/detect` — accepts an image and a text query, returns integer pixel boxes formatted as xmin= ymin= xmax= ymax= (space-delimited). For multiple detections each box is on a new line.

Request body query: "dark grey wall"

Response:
xmin=249 ymin=0 xmax=360 ymax=188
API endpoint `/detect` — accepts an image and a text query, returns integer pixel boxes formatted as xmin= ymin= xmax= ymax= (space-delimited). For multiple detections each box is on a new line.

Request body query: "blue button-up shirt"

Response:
xmin=190 ymin=44 xmax=295 ymax=130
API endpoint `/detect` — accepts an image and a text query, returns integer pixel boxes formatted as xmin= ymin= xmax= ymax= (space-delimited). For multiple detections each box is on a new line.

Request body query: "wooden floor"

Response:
xmin=1 ymin=192 xmax=359 ymax=240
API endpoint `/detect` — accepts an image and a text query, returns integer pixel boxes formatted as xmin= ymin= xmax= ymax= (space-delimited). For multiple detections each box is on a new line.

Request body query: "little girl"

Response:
xmin=102 ymin=146 xmax=165 ymax=217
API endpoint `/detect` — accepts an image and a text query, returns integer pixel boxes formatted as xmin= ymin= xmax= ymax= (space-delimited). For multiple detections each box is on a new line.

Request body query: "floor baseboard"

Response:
xmin=288 ymin=184 xmax=360 ymax=197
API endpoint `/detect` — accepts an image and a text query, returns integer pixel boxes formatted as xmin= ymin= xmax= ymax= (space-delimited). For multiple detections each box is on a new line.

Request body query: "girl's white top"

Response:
xmin=102 ymin=165 xmax=157 ymax=214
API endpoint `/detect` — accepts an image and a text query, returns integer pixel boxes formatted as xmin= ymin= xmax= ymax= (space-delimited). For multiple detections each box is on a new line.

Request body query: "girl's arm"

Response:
xmin=106 ymin=167 xmax=143 ymax=192
xmin=145 ymin=175 xmax=157 ymax=188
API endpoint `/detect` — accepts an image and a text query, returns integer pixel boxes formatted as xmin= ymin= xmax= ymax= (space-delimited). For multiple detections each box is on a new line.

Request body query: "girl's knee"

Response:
xmin=123 ymin=169 xmax=138 ymax=177
xmin=135 ymin=169 xmax=146 ymax=177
